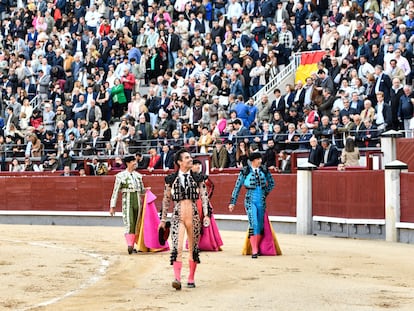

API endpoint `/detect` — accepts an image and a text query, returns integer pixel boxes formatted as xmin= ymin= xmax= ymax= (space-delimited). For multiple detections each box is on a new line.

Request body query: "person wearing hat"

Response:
xmin=42 ymin=154 xmax=59 ymax=172
xmin=110 ymin=155 xmax=167 ymax=254
xmin=228 ymin=152 xmax=281 ymax=258
xmin=159 ymin=149 xmax=210 ymax=290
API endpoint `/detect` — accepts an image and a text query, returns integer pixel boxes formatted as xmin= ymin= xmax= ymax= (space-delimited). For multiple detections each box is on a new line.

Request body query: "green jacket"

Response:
xmin=111 ymin=84 xmax=127 ymax=104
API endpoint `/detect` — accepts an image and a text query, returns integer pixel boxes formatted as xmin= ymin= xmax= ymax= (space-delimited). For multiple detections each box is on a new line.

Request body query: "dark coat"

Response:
xmin=154 ymin=150 xmax=175 ymax=169
xmin=308 ymin=144 xmax=324 ymax=166
xmin=375 ymin=73 xmax=392 ymax=104
xmin=263 ymin=147 xmax=277 ymax=168
xmin=322 ymin=145 xmax=340 ymax=167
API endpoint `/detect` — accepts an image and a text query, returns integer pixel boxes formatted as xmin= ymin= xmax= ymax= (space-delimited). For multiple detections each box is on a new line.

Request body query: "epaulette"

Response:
xmin=241 ymin=166 xmax=251 ymax=176
xmin=191 ymin=171 xmax=205 ymax=183
xmin=260 ymin=165 xmax=269 ymax=174
xmin=165 ymin=172 xmax=178 ymax=185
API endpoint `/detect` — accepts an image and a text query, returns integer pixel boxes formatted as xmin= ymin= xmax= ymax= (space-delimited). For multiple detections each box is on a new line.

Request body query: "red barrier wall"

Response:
xmin=400 ymin=173 xmax=414 ymax=223
xmin=209 ymin=173 xmax=296 ymax=216
xmin=0 ymin=173 xmax=297 ymax=217
xmin=312 ymin=170 xmax=385 ymax=219
xmin=397 ymin=138 xmax=414 ymax=172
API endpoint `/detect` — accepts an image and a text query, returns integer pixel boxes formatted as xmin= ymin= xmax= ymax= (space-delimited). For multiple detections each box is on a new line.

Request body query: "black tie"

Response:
xmin=183 ymin=173 xmax=189 ymax=188
xmin=255 ymin=169 xmax=261 ymax=187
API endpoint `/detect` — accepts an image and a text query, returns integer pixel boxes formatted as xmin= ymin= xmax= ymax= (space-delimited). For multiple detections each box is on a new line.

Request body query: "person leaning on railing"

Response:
xmin=210 ymin=139 xmax=228 ymax=171
xmin=341 ymin=137 xmax=361 ymax=167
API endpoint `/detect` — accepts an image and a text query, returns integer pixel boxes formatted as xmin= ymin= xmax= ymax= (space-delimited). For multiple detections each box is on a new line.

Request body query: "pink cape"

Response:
xmin=242 ymin=210 xmax=282 ymax=256
xmin=136 ymin=190 xmax=169 ymax=252
xmin=198 ymin=214 xmax=224 ymax=251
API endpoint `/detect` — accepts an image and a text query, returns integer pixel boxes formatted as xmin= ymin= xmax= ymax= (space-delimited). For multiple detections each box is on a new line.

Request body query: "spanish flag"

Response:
xmin=295 ymin=51 xmax=326 ymax=83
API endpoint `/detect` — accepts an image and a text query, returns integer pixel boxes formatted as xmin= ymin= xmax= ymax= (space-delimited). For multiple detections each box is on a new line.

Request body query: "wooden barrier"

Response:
xmin=400 ymin=172 xmax=414 ymax=223
xmin=312 ymin=170 xmax=385 ymax=219
xmin=0 ymin=173 xmax=297 ymax=217
xmin=397 ymin=138 xmax=414 ymax=172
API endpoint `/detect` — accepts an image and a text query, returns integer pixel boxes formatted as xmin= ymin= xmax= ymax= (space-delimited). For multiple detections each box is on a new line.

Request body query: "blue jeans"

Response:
xmin=168 ymin=51 xmax=177 ymax=69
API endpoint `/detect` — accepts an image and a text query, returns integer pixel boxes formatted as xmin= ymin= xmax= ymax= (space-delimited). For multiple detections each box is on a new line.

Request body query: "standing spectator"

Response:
xmin=341 ymin=137 xmax=361 ymax=167
xmin=320 ymin=138 xmax=340 ymax=167
xmin=263 ymin=139 xmax=278 ymax=172
xmin=294 ymin=2 xmax=307 ymax=39
xmin=398 ymin=85 xmax=414 ymax=137
xmin=308 ymin=137 xmax=324 ymax=167
xmin=111 ymin=78 xmax=127 ymax=119
xmin=37 ymin=70 xmax=50 ymax=101
xmin=211 ymin=139 xmax=228 ymax=171
xmin=43 ymin=103 xmax=56 ymax=132
xmin=249 ymin=59 xmax=266 ymax=95
xmin=154 ymin=144 xmax=175 ymax=170
xmin=120 ymin=68 xmax=135 ymax=104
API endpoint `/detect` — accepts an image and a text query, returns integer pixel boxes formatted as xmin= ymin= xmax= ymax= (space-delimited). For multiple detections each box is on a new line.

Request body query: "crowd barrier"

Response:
xmin=1 ymin=133 xmax=414 ymax=243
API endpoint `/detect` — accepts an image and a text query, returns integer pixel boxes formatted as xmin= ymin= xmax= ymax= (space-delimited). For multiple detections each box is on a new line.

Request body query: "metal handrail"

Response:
xmin=30 ymin=95 xmax=42 ymax=111
xmin=252 ymin=53 xmax=301 ymax=106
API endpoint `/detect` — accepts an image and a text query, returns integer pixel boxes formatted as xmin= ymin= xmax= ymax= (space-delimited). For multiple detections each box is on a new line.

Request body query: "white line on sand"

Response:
xmin=2 ymin=239 xmax=109 ymax=311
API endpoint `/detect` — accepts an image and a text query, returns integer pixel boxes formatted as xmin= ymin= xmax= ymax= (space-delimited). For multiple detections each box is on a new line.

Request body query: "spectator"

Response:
xmin=320 ymin=138 xmax=340 ymax=167
xmin=277 ymin=150 xmax=291 ymax=173
xmin=263 ymin=139 xmax=278 ymax=172
xmin=111 ymin=78 xmax=127 ymax=119
xmin=211 ymin=139 xmax=228 ymax=171
xmin=341 ymin=137 xmax=361 ymax=167
xmin=308 ymin=137 xmax=324 ymax=167
xmin=10 ymin=158 xmax=23 ymax=172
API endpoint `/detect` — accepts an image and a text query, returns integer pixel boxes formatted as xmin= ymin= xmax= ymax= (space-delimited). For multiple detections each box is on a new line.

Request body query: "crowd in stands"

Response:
xmin=0 ymin=0 xmax=413 ymax=174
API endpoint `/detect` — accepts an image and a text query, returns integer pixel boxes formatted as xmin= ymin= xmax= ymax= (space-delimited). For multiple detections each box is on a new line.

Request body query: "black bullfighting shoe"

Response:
xmin=187 ymin=283 xmax=196 ymax=288
xmin=172 ymin=279 xmax=182 ymax=290
xmin=128 ymin=246 xmax=134 ymax=254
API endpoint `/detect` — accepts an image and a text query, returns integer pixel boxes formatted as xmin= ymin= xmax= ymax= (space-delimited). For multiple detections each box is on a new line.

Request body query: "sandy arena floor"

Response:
xmin=1 ymin=225 xmax=414 ymax=311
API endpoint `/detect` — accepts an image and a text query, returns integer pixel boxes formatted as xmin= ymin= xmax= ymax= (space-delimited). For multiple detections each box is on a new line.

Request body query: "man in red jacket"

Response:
xmin=121 ymin=67 xmax=136 ymax=104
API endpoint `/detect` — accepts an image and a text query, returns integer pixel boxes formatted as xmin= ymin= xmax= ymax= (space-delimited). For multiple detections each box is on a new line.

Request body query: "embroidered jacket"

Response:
xmin=161 ymin=171 xmax=209 ymax=222
xmin=229 ymin=165 xmax=275 ymax=206
xmin=110 ymin=170 xmax=145 ymax=208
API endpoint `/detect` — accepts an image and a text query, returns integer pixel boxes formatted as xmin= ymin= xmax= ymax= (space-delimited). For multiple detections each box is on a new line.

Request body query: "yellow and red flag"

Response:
xmin=295 ymin=51 xmax=326 ymax=83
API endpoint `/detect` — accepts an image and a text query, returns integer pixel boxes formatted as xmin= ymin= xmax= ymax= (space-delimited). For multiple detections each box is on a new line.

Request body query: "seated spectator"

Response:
xmin=298 ymin=124 xmax=312 ymax=150
xmin=23 ymin=157 xmax=39 ymax=172
xmin=285 ymin=123 xmax=299 ymax=151
xmin=236 ymin=140 xmax=250 ymax=168
xmin=170 ymin=130 xmax=183 ymax=152
xmin=147 ymin=148 xmax=160 ymax=171
xmin=136 ymin=152 xmax=150 ymax=169
xmin=57 ymin=150 xmax=73 ymax=171
xmin=61 ymin=166 xmax=74 ymax=176
xmin=110 ymin=156 xmax=127 ymax=171
xmin=186 ymin=137 xmax=198 ymax=153
xmin=42 ymin=155 xmax=59 ymax=172
xmin=10 ymin=158 xmax=23 ymax=172
xmin=224 ymin=139 xmax=237 ymax=168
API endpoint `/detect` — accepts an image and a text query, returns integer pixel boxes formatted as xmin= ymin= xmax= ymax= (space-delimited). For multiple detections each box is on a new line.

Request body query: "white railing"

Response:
xmin=253 ymin=53 xmax=302 ymax=105
xmin=30 ymin=95 xmax=42 ymax=111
